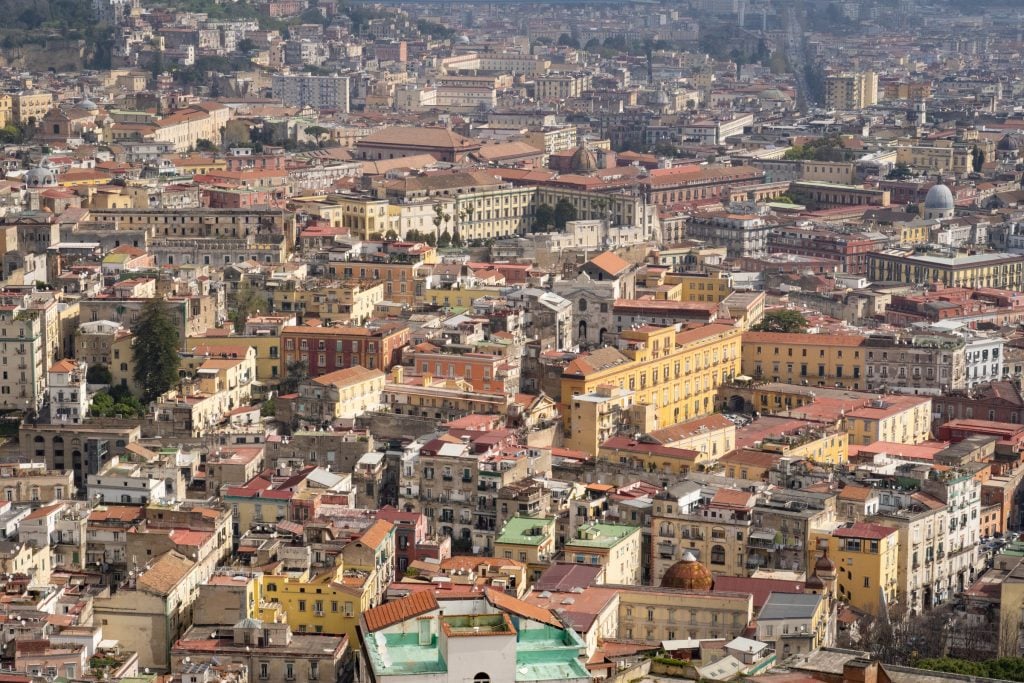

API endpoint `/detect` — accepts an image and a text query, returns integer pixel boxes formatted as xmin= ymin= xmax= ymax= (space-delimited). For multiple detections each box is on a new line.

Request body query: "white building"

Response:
xmin=357 ymin=590 xmax=590 ymax=683
xmin=87 ymin=465 xmax=167 ymax=505
xmin=48 ymin=359 xmax=89 ymax=424
xmin=272 ymin=74 xmax=350 ymax=112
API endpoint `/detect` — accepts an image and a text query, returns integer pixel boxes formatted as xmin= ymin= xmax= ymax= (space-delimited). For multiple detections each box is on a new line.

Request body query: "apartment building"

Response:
xmin=0 ymin=292 xmax=48 ymax=411
xmin=280 ymin=323 xmax=410 ymax=377
xmin=867 ymin=250 xmax=1024 ymax=290
xmin=863 ymin=332 xmax=966 ymax=395
xmin=825 ymin=522 xmax=899 ymax=616
xmin=651 ymin=484 xmax=757 ymax=583
xmin=562 ymin=323 xmax=742 ymax=433
xmin=825 ymin=71 xmax=878 ymax=110
xmin=616 ymin=587 xmax=753 ymax=643
xmin=271 ymin=73 xmax=350 ymax=112
xmin=563 ymin=521 xmax=642 ymax=585
xmin=742 ymin=331 xmax=866 ymax=389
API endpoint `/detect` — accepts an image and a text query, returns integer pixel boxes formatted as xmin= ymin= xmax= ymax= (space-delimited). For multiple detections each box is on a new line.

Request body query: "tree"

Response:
xmin=86 ymin=364 xmax=112 ymax=384
xmin=304 ymin=126 xmax=330 ymax=147
xmin=384 ymin=229 xmax=399 ymax=241
xmin=237 ymin=38 xmax=256 ymax=54
xmin=751 ymin=310 xmax=809 ymax=333
xmin=557 ymin=33 xmax=579 ymax=49
xmin=532 ymin=203 xmax=554 ymax=232
xmin=133 ymin=299 xmax=181 ymax=403
xmin=279 ymin=360 xmax=308 ymax=395
xmin=972 ymin=146 xmax=985 ymax=173
xmin=887 ymin=162 xmax=913 ymax=180
xmin=230 ymin=283 xmax=263 ymax=333
xmin=553 ymin=199 xmax=577 ymax=231
xmin=437 ymin=231 xmax=452 ymax=248
xmin=195 ymin=138 xmax=217 ymax=152
xmin=584 ymin=38 xmax=601 ymax=51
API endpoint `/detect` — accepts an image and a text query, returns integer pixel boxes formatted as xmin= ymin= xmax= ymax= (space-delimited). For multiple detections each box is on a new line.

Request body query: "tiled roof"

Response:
xmin=362 ymin=589 xmax=438 ymax=632
xmin=586 ymin=251 xmax=631 ymax=277
xmin=356 ymin=519 xmax=394 ymax=550
xmin=484 ymin=587 xmax=562 ymax=628
xmin=832 ymin=522 xmax=897 ymax=540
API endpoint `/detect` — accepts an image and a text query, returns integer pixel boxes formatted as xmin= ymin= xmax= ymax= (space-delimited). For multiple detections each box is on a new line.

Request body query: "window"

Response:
xmin=285 ymin=662 xmax=295 ymax=681
xmin=711 ymin=545 xmax=725 ymax=565
xmin=473 ymin=674 xmax=491 ymax=683
xmin=259 ymin=662 xmax=269 ymax=679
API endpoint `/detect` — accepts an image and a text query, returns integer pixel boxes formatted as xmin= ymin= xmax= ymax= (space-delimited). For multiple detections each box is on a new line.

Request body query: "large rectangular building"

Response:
xmin=271 ymin=73 xmax=350 ymax=112
xmin=867 ymin=250 xmax=1024 ymax=290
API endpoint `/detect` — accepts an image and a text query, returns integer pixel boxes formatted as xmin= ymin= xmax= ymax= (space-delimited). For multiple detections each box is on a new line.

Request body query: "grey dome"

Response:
xmin=924 ymin=183 xmax=954 ymax=210
xmin=24 ymin=162 xmax=57 ymax=188
xmin=79 ymin=97 xmax=98 ymax=112
xmin=998 ymin=134 xmax=1018 ymax=151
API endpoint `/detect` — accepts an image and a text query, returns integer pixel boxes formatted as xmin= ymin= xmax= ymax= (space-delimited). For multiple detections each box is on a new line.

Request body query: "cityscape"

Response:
xmin=0 ymin=0 xmax=1021 ymax=682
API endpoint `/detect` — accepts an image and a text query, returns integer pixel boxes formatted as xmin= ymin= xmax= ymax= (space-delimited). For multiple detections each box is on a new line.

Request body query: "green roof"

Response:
xmin=495 ymin=517 xmax=556 ymax=547
xmin=363 ymin=622 xmax=588 ymax=681
xmin=564 ymin=522 xmax=640 ymax=549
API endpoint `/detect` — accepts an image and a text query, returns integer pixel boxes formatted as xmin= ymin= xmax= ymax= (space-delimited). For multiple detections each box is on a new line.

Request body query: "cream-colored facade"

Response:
xmin=563 ymin=522 xmax=642 ymax=585
xmin=617 ymin=588 xmax=753 ymax=643
xmin=825 ymin=71 xmax=878 ymax=110
xmin=13 ymin=92 xmax=53 ymax=125
xmin=845 ymin=395 xmax=932 ymax=446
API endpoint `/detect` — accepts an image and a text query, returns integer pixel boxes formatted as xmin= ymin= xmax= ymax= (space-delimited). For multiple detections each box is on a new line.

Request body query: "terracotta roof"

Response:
xmin=832 ymin=522 xmax=897 ymax=541
xmin=586 ymin=251 xmax=631 ymax=277
xmin=362 ymin=589 xmax=438 ymax=632
xmin=48 ymin=359 xmax=77 ymax=374
xmin=742 ymin=331 xmax=865 ymax=346
xmin=483 ymin=587 xmax=562 ymax=628
xmin=710 ymin=488 xmax=755 ymax=509
xmin=24 ymin=503 xmax=63 ymax=521
xmin=136 ymin=550 xmax=195 ymax=596
xmin=837 ymin=485 xmax=874 ymax=502
xmin=356 ymin=519 xmax=394 ymax=550
xmin=313 ymin=365 xmax=385 ymax=387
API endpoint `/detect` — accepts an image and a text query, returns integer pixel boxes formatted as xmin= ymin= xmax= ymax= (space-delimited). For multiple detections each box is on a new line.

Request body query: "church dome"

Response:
xmin=569 ymin=144 xmax=598 ymax=173
xmin=998 ymin=134 xmax=1018 ymax=152
xmin=924 ymin=182 xmax=954 ymax=211
xmin=805 ymin=573 xmax=825 ymax=590
xmin=79 ymin=97 xmax=99 ymax=112
xmin=661 ymin=551 xmax=713 ymax=591
xmin=24 ymin=161 xmax=57 ymax=188
xmin=814 ymin=549 xmax=836 ymax=574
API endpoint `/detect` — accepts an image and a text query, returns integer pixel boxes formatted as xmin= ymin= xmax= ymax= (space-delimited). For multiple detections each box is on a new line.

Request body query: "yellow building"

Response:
xmin=170 ymin=154 xmax=228 ymax=176
xmin=272 ymin=282 xmax=385 ymax=326
xmin=665 ymin=272 xmax=734 ymax=303
xmin=187 ymin=334 xmax=282 ymax=388
xmin=755 ymin=426 xmax=849 ymax=466
xmin=565 ymin=385 xmax=654 ymax=455
xmin=563 ymin=522 xmax=642 ymax=585
xmin=12 ymin=92 xmax=53 ymax=125
xmin=562 ymin=323 xmax=742 ymax=432
xmin=0 ymin=95 xmax=12 ymax=128
xmin=899 ymin=223 xmax=929 ymax=245
xmin=256 ymin=564 xmax=377 ymax=647
xmin=426 ymin=285 xmax=505 ymax=310
xmin=843 ymin=394 xmax=932 ymax=446
xmin=494 ymin=516 xmax=557 ymax=581
xmin=825 ymin=522 xmax=899 ymax=616
xmin=895 ymin=141 xmax=971 ymax=175
xmin=742 ymin=331 xmax=866 ymax=389
xmin=866 ymin=250 xmax=1024 ymax=291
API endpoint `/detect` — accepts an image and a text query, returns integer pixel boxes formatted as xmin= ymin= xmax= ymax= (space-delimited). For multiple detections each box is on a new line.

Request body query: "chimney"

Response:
xmin=842 ymin=659 xmax=878 ymax=683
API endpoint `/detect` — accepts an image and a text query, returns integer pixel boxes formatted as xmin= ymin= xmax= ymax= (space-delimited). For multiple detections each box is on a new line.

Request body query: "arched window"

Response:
xmin=473 ymin=674 xmax=490 ymax=683
xmin=578 ymin=298 xmax=587 ymax=312
xmin=710 ymin=545 xmax=725 ymax=565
